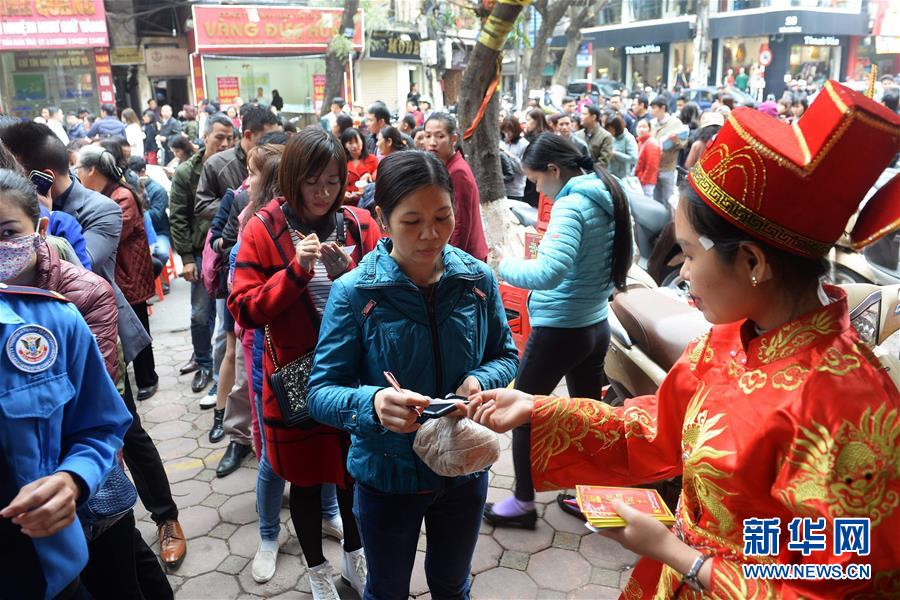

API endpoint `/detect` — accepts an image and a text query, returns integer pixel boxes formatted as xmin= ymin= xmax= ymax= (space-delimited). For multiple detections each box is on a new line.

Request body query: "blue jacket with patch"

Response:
xmin=0 ymin=290 xmax=131 ymax=599
xmin=499 ymin=173 xmax=617 ymax=328
xmin=307 ymin=240 xmax=518 ymax=494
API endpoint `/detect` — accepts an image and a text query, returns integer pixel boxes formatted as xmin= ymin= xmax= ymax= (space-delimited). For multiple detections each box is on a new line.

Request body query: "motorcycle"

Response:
xmin=618 ymin=177 xmax=684 ymax=287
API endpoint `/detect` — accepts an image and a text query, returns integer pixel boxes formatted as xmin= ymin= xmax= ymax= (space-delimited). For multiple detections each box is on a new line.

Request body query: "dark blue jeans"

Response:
xmin=190 ymin=253 xmax=217 ymax=369
xmin=354 ymin=473 xmax=488 ymax=600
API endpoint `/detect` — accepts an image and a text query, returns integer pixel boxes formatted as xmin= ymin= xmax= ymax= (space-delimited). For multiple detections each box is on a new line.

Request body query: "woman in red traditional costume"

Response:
xmin=468 ymin=80 xmax=900 ymax=599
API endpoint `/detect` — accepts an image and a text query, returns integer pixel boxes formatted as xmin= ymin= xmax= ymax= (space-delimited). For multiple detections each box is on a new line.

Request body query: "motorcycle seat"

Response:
xmin=611 ymin=289 xmax=711 ymax=372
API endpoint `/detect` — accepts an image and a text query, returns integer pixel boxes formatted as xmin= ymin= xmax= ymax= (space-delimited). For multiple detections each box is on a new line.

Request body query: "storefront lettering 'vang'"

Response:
xmin=193 ymin=5 xmax=364 ymax=52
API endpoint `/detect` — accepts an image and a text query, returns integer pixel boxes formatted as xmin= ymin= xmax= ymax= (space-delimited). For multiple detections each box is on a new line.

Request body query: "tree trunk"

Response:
xmin=459 ymin=0 xmax=533 ymax=267
xmin=552 ymin=21 xmax=582 ymax=86
xmin=322 ymin=0 xmax=359 ymax=116
xmin=525 ymin=0 xmax=567 ymax=95
xmin=552 ymin=2 xmax=605 ymax=86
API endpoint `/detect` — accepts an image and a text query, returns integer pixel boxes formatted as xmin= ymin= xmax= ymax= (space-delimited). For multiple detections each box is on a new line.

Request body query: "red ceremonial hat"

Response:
xmin=688 ymin=80 xmax=900 ymax=257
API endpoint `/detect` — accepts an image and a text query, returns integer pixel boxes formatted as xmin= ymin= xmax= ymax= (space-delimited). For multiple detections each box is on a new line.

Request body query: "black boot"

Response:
xmin=216 ymin=441 xmax=251 ymax=478
xmin=209 ymin=408 xmax=225 ymax=444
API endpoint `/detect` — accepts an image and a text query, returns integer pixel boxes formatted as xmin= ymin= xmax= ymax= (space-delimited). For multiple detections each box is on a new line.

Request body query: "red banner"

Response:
xmin=217 ymin=76 xmax=241 ymax=106
xmin=0 ymin=0 xmax=108 ymax=51
xmin=191 ymin=53 xmax=206 ymax=103
xmin=93 ymin=48 xmax=115 ymax=105
xmin=313 ymin=74 xmax=326 ymax=113
xmin=192 ymin=5 xmax=363 ymax=54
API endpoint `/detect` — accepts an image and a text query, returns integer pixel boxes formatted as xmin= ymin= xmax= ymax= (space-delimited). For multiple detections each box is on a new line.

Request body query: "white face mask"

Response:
xmin=0 ymin=233 xmax=40 ymax=282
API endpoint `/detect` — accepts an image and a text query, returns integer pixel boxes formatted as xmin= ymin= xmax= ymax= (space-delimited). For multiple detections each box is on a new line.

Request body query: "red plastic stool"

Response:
xmin=499 ymin=283 xmax=530 ymax=357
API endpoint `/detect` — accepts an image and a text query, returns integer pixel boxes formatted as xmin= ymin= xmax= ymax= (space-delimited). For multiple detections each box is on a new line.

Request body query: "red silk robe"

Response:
xmin=530 ymin=287 xmax=900 ymax=599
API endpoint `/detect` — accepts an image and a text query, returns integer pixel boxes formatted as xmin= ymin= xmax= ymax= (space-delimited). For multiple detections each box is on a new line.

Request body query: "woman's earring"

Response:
xmin=751 ymin=275 xmax=759 ymax=288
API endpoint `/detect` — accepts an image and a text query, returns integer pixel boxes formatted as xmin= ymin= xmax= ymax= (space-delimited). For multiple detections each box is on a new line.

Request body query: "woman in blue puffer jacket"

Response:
xmin=484 ymin=133 xmax=633 ymax=529
xmin=307 ymin=150 xmax=519 ymax=599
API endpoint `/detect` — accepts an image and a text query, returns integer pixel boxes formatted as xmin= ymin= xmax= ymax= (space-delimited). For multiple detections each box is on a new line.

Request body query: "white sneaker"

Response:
xmin=341 ymin=547 xmax=367 ymax=597
xmin=308 ymin=560 xmax=340 ymax=600
xmin=251 ymin=541 xmax=279 ymax=583
xmin=199 ymin=393 xmax=217 ymax=409
xmin=322 ymin=515 xmax=343 ymax=541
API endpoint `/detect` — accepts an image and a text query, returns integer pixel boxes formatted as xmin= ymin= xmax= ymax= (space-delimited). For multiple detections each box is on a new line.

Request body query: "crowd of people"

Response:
xmin=499 ymin=72 xmax=900 ymax=210
xmin=0 ymin=72 xmax=898 ymax=600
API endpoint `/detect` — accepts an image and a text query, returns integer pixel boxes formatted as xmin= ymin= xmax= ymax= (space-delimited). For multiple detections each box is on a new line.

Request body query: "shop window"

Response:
xmin=597 ymin=0 xmax=622 ymax=25
xmin=716 ymin=0 xmax=772 ymax=12
xmin=1 ymin=50 xmax=97 ymax=118
xmin=790 ymin=44 xmax=835 ymax=86
xmin=632 ymin=0 xmax=663 ymax=21
xmin=668 ymin=0 xmax=698 ymax=17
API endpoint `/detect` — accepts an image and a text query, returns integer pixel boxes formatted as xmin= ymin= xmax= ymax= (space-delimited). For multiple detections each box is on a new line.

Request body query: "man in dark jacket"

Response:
xmin=194 ymin=106 xmax=281 ymax=476
xmin=0 ymin=121 xmax=187 ymax=571
xmin=194 ymin=106 xmax=281 ymax=221
xmin=168 ymin=114 xmax=235 ymax=393
xmin=86 ymin=103 xmax=126 ymax=140
xmin=575 ymin=104 xmax=614 ymax=169
xmin=156 ymin=104 xmax=183 ymax=165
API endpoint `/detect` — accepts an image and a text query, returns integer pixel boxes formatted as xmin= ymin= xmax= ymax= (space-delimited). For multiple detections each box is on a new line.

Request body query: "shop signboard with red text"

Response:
xmin=0 ymin=0 xmax=109 ymax=51
xmin=192 ymin=4 xmax=363 ymax=54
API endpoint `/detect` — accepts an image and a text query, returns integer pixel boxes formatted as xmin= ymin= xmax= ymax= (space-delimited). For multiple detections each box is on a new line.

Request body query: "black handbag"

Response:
xmin=265 ymin=324 xmax=316 ymax=428
xmin=255 ymin=205 xmax=336 ymax=428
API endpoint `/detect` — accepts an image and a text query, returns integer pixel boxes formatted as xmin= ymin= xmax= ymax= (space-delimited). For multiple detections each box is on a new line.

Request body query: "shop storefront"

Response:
xmin=190 ymin=5 xmax=363 ymax=115
xmin=358 ymin=31 xmax=425 ymax=112
xmin=579 ymin=17 xmax=694 ymax=91
xmin=0 ymin=0 xmax=112 ymax=118
xmin=710 ymin=7 xmax=867 ymax=98
xmin=846 ymin=0 xmax=900 ymax=83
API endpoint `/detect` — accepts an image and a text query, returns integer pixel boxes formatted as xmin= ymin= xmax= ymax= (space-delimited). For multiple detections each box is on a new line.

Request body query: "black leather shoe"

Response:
xmin=209 ymin=409 xmax=225 ymax=444
xmin=557 ymin=493 xmax=587 ymax=522
xmin=483 ymin=502 xmax=538 ymax=529
xmin=137 ymin=383 xmax=158 ymax=401
xmin=216 ymin=441 xmax=250 ymax=478
xmin=180 ymin=360 xmax=200 ymax=375
xmin=191 ymin=368 xmax=212 ymax=393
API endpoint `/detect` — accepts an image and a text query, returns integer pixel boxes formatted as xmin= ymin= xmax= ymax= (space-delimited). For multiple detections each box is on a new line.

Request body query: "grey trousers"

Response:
xmin=224 ymin=341 xmax=252 ymax=446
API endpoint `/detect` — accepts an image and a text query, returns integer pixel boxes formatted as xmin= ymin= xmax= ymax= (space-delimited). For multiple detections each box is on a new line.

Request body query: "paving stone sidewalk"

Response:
xmin=137 ymin=279 xmax=638 ymax=599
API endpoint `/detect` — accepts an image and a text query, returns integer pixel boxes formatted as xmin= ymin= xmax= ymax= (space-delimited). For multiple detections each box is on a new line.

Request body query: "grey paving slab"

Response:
xmin=527 ymin=547 xmax=591 ymax=591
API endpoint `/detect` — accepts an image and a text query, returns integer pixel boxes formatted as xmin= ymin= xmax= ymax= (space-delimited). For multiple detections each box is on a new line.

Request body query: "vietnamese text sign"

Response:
xmin=146 ymin=46 xmax=190 ymax=77
xmin=193 ymin=5 xmax=363 ymax=53
xmin=313 ymin=74 xmax=326 ymax=113
xmin=111 ymin=47 xmax=144 ymax=65
xmin=217 ymin=76 xmax=241 ymax=106
xmin=0 ymin=0 xmax=108 ymax=51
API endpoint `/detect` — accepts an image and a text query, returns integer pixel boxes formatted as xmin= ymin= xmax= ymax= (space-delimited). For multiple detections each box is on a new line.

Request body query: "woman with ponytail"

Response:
xmin=484 ymin=132 xmax=632 ymax=529
xmin=76 ymin=144 xmax=159 ymax=398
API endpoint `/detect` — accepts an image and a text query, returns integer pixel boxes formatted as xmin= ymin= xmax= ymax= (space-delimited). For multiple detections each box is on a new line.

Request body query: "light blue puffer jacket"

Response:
xmin=500 ymin=173 xmax=616 ymax=328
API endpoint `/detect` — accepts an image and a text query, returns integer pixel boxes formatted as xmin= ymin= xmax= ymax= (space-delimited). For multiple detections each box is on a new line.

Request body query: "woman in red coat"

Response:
xmin=424 ymin=113 xmax=489 ymax=261
xmin=229 ymin=127 xmax=381 ymax=600
xmin=76 ymin=144 xmax=158 ymax=397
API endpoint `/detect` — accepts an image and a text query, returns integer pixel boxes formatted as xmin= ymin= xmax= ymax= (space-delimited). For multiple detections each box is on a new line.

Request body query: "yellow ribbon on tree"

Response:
xmin=478 ymin=15 xmax=516 ymax=51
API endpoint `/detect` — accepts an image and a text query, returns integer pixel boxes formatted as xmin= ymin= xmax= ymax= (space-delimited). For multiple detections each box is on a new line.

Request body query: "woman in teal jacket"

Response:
xmin=307 ymin=150 xmax=518 ymax=599
xmin=484 ymin=133 xmax=633 ymax=529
